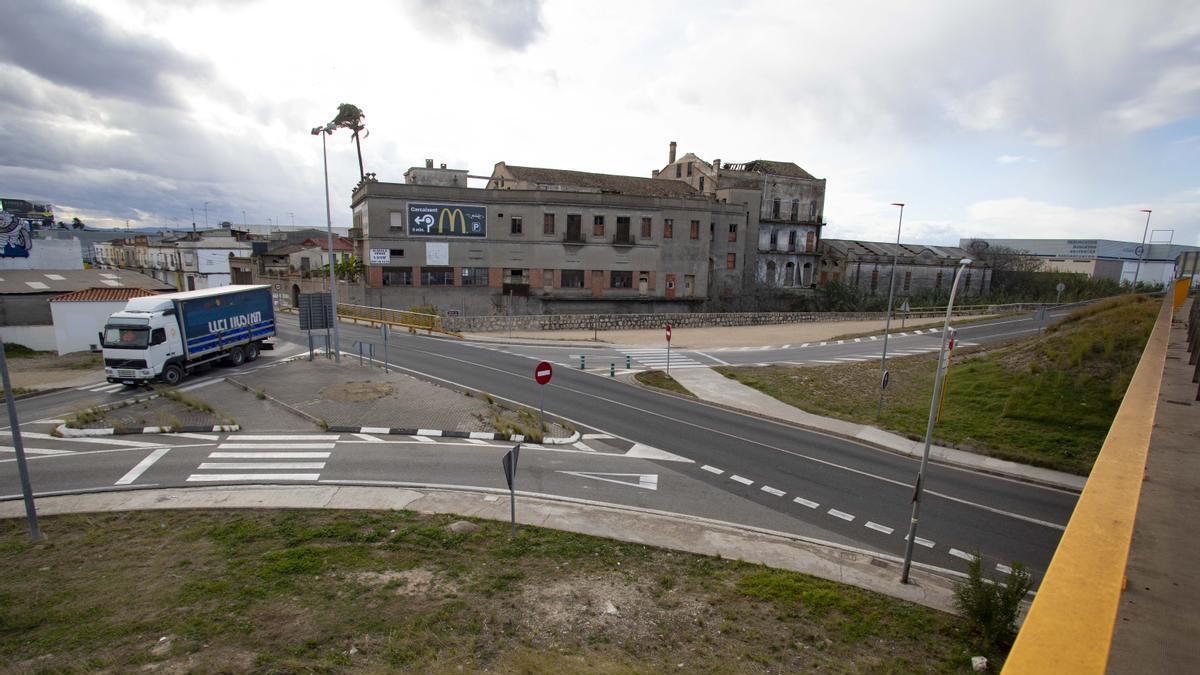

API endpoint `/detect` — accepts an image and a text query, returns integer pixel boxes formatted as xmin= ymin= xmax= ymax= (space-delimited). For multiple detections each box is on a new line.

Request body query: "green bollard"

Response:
xmin=580 ymin=354 xmax=585 ymax=369
xmin=626 ymin=354 xmax=631 ymax=369
xmin=610 ymin=362 xmax=615 ymax=377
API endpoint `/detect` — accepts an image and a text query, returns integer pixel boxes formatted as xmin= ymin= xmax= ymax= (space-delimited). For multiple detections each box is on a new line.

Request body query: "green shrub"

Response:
xmin=954 ymin=552 xmax=1033 ymax=654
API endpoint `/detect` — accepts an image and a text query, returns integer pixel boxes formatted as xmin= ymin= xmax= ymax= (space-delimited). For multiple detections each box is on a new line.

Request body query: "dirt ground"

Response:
xmin=467 ymin=316 xmax=957 ymax=349
xmin=5 ymin=350 xmax=104 ymax=390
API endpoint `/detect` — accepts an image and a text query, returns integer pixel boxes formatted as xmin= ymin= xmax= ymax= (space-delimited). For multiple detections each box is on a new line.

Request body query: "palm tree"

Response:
xmin=328 ymin=103 xmax=368 ymax=180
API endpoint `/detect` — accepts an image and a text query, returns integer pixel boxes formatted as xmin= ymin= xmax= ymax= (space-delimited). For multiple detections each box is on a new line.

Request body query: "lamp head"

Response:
xmin=310 ymin=126 xmax=322 ymax=136
xmin=1140 ymin=209 xmax=1152 ymax=213
xmin=960 ymin=258 xmax=973 ymax=266
xmin=890 ymin=202 xmax=904 ymax=207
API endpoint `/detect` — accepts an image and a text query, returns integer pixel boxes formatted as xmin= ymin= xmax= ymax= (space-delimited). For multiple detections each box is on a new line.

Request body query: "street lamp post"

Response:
xmin=900 ymin=257 xmax=972 ymax=584
xmin=203 ymin=201 xmax=209 ymax=229
xmin=877 ymin=202 xmax=905 ymax=418
xmin=1131 ymin=209 xmax=1152 ymax=290
xmin=311 ymin=123 xmax=341 ymax=361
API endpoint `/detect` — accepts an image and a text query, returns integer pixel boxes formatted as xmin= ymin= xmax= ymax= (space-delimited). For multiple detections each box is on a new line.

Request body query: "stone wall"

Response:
xmin=443 ymin=303 xmax=1045 ymax=333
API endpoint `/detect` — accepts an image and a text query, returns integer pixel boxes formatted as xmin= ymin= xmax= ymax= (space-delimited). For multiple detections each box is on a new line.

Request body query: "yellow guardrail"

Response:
xmin=335 ymin=303 xmax=463 ymax=339
xmin=1002 ymin=292 xmax=1175 ymax=673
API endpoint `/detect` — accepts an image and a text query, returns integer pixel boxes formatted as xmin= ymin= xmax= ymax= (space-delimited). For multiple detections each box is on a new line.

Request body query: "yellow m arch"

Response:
xmin=437 ymin=208 xmax=466 ymax=234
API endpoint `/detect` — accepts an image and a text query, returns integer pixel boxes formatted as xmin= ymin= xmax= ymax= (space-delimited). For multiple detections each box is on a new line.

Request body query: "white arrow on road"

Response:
xmin=557 ymin=471 xmax=658 ymax=491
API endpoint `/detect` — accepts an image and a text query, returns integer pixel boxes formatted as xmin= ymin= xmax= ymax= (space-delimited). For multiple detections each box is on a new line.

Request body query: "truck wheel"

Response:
xmin=245 ymin=342 xmax=260 ymax=362
xmin=226 ymin=346 xmax=246 ymax=367
xmin=162 ymin=365 xmax=184 ymax=386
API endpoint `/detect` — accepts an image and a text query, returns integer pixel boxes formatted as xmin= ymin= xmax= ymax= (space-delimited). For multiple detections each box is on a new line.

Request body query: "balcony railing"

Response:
xmin=502 ymin=275 xmax=529 ymax=286
xmin=563 ymin=231 xmax=586 ymax=244
xmin=612 ymin=233 xmax=635 ymax=246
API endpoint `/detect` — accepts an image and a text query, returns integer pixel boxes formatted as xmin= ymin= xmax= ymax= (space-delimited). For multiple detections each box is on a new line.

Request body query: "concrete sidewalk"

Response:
xmin=0 ymin=484 xmax=962 ymax=614
xmin=1107 ymin=300 xmax=1200 ymax=671
xmin=667 ymin=366 xmax=1087 ymax=491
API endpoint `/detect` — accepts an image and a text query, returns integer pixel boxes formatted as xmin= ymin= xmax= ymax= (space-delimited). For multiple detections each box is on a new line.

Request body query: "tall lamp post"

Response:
xmin=900 ymin=257 xmax=972 ymax=584
xmin=876 ymin=202 xmax=905 ymax=418
xmin=1131 ymin=209 xmax=1152 ymax=290
xmin=311 ymin=122 xmax=341 ymax=361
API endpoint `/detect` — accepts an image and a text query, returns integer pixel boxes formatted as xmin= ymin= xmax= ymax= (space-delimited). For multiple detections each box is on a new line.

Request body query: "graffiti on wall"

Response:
xmin=0 ymin=211 xmax=31 ymax=258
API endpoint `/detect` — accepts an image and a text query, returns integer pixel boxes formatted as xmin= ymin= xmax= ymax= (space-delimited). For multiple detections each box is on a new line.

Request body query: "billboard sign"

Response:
xmin=0 ymin=211 xmax=31 ymax=258
xmin=197 ymin=249 xmax=234 ymax=273
xmin=408 ymin=203 xmax=486 ymax=237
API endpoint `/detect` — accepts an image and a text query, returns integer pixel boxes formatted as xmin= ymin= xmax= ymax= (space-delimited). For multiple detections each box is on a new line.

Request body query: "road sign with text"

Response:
xmin=665 ymin=324 xmax=672 ymax=342
xmin=534 ymin=361 xmax=553 ymax=385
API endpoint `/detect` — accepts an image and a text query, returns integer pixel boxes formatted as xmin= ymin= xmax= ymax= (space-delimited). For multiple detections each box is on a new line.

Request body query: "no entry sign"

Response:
xmin=665 ymin=324 xmax=672 ymax=342
xmin=534 ymin=361 xmax=553 ymax=385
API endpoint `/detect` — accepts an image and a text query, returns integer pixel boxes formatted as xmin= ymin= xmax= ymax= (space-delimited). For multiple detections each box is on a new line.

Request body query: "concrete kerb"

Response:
xmin=0 ymin=483 xmax=965 ymax=614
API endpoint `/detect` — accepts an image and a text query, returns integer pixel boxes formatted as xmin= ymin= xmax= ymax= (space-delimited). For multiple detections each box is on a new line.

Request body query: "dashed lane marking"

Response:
xmin=949 ymin=548 xmax=978 ymax=562
xmin=730 ymin=474 xmax=754 ymax=486
xmin=865 ymin=521 xmax=894 ymax=535
xmin=996 ymin=563 xmax=1013 ymax=575
xmin=828 ymin=509 xmax=855 ymax=521
xmin=700 ymin=464 xmax=724 ymax=475
xmin=906 ymin=535 xmax=936 ymax=548
xmin=793 ymin=496 xmax=819 ymax=508
xmin=761 ymin=485 xmax=786 ymax=497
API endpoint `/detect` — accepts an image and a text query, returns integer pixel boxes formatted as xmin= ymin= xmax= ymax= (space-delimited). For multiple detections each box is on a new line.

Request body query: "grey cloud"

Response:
xmin=408 ymin=0 xmax=544 ymax=50
xmin=0 ymin=0 xmax=208 ymax=107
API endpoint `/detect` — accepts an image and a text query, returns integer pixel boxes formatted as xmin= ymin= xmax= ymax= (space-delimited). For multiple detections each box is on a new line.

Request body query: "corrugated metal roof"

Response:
xmin=0 ymin=269 xmax=174 ymax=294
xmin=49 ymin=287 xmax=161 ymax=303
xmin=822 ymin=239 xmax=976 ymax=262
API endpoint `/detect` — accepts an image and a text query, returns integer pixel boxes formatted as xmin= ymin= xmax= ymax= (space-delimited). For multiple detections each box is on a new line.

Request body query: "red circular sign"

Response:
xmin=665 ymin=324 xmax=672 ymax=342
xmin=534 ymin=361 xmax=553 ymax=385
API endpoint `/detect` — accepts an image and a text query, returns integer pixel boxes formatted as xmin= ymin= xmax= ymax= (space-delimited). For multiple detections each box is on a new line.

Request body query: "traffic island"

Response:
xmin=218 ymin=357 xmax=575 ymax=442
xmin=56 ymin=389 xmax=238 ymax=436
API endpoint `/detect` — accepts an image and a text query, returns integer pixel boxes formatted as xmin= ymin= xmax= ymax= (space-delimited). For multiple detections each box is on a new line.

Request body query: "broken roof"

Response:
xmin=498 ymin=164 xmax=702 ymax=198
xmin=822 ymin=239 xmax=979 ymax=263
xmin=721 ymin=160 xmax=817 ymax=180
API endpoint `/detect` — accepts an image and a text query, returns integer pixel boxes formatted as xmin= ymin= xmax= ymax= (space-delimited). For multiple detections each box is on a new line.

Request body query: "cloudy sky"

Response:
xmin=2 ymin=0 xmax=1198 ymax=247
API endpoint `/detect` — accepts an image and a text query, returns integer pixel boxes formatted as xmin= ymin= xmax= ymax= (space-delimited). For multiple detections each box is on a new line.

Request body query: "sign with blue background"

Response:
xmin=408 ymin=203 xmax=486 ymax=237
xmin=180 ymin=287 xmax=275 ymax=356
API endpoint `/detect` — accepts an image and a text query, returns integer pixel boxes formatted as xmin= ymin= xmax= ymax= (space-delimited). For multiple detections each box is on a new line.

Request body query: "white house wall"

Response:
xmin=0 ymin=325 xmax=56 ymax=351
xmin=51 ymin=301 xmax=126 ymax=355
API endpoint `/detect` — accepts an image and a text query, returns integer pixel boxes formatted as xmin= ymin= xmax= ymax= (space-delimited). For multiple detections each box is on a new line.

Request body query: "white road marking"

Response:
xmin=581 ymin=433 xmax=614 ymax=440
xmin=865 ymin=521 xmax=894 ymax=535
xmin=465 ymin=438 xmax=489 ymax=445
xmin=949 ymin=548 xmax=977 ymax=562
xmin=853 ymin=338 xmax=861 ymax=343
xmin=793 ymin=496 xmax=819 ymax=508
xmin=197 ymin=462 xmax=326 ymax=470
xmin=869 ymin=336 xmax=878 ymax=341
xmin=693 ymin=351 xmax=730 ymax=365
xmin=230 ymin=435 xmax=337 ymax=441
xmin=836 ymin=340 xmax=845 ymax=344
xmin=409 ymin=435 xmax=434 ymax=443
xmin=0 ymin=446 xmax=74 ymax=455
xmin=730 ymin=474 xmax=754 ymax=485
xmin=700 ymin=464 xmax=724 ymax=475
xmin=217 ymin=443 xmax=334 ymax=450
xmin=781 ymin=344 xmax=791 ymax=349
xmin=905 ymin=535 xmax=936 ymax=548
xmin=819 ymin=341 xmax=827 ymax=346
xmin=208 ymin=452 xmax=330 ymax=458
xmin=996 ymin=563 xmax=1013 ymax=574
xmin=761 ymin=485 xmax=786 ymax=497
xmin=171 ymin=432 xmax=219 ymax=441
xmin=178 ymin=378 xmax=221 ymax=392
xmin=800 ymin=343 xmax=810 ymax=348
xmin=828 ymin=509 xmax=855 ymax=521
xmin=15 ymin=432 xmax=166 ymax=448
xmin=557 ymin=471 xmax=658 ymax=491
xmin=572 ymin=441 xmax=594 ymax=452
xmin=187 ymin=473 xmax=320 ymax=481
xmin=352 ymin=433 xmax=384 ymax=442
xmin=114 ymin=448 xmax=171 ymax=484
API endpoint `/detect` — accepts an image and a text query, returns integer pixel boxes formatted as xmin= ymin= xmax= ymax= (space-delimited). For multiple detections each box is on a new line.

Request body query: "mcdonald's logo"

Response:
xmin=437 ymin=208 xmax=466 ymax=234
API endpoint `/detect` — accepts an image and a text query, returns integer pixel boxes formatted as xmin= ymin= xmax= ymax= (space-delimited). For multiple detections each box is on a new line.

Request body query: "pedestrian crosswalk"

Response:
xmin=618 ymin=348 xmax=705 ymax=369
xmin=186 ymin=434 xmax=337 ymax=482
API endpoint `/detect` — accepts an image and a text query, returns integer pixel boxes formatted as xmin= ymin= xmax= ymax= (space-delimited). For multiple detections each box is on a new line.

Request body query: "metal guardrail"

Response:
xmin=1002 ymin=288 xmax=1181 ymax=673
xmin=336 ymin=303 xmax=463 ymax=339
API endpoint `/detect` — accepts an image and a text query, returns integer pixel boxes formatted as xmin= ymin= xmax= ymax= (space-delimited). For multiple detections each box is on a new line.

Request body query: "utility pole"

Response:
xmin=203 ymin=201 xmax=209 ymax=229
xmin=1132 ymin=209 xmax=1152 ymax=290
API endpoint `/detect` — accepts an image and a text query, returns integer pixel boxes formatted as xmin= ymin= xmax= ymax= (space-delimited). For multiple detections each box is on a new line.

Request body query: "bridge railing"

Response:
xmin=1002 ymin=285 xmax=1186 ymax=673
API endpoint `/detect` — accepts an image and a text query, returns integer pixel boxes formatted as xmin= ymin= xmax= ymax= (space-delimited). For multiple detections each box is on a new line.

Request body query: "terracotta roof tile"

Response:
xmin=49 ymin=287 xmax=162 ymax=303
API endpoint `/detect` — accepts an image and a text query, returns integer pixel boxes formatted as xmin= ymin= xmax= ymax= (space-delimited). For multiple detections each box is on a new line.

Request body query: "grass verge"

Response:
xmin=718 ymin=295 xmax=1158 ymax=474
xmin=0 ymin=510 xmax=984 ymax=672
xmin=634 ymin=370 xmax=695 ymax=397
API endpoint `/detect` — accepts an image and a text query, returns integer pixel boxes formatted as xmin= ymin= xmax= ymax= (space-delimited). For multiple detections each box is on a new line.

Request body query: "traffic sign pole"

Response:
xmin=533 ymin=362 xmax=553 ymax=439
xmin=665 ymin=324 xmax=672 ymax=375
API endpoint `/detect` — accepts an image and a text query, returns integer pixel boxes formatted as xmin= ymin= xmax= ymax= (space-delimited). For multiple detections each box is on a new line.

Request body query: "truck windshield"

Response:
xmin=103 ymin=326 xmax=149 ymax=349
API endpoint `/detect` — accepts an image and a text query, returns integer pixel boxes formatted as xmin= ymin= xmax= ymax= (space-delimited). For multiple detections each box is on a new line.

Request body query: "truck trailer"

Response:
xmin=101 ymin=285 xmax=275 ymax=386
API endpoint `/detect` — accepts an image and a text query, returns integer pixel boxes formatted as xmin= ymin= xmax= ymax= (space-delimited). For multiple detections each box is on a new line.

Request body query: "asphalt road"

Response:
xmin=1 ymin=308 xmax=1080 ymax=582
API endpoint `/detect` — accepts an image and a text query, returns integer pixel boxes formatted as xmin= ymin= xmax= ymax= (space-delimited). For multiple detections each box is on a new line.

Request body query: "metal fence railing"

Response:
xmin=335 ymin=302 xmax=462 ymax=338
